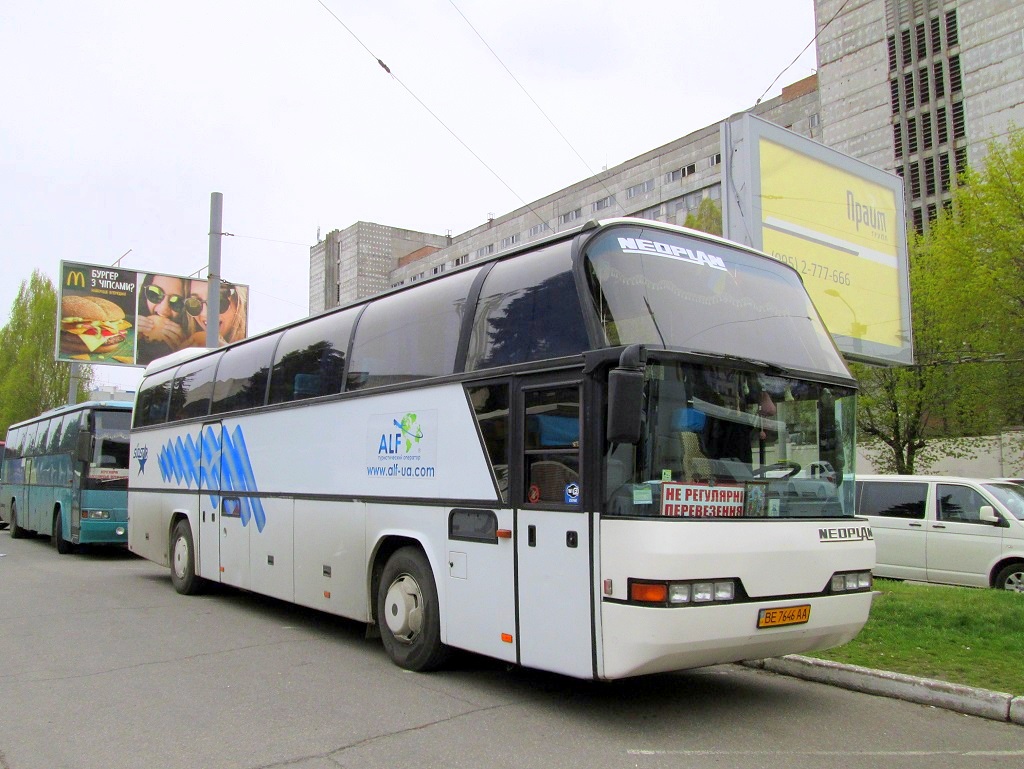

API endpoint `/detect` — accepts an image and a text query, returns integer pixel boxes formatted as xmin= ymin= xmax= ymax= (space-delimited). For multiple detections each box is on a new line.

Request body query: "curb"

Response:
xmin=744 ymin=655 xmax=1024 ymax=726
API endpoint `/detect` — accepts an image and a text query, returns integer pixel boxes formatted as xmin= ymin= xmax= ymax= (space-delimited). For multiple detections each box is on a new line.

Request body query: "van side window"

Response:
xmin=858 ymin=481 xmax=926 ymax=519
xmin=936 ymin=484 xmax=988 ymax=524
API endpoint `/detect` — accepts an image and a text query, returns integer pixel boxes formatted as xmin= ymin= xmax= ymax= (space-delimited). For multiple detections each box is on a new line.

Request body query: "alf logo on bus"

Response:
xmin=155 ymin=425 xmax=267 ymax=532
xmin=366 ymin=410 xmax=438 ymax=479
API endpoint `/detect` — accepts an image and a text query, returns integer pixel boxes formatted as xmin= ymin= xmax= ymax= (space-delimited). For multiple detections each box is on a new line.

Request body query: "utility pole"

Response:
xmin=207 ymin=192 xmax=223 ymax=348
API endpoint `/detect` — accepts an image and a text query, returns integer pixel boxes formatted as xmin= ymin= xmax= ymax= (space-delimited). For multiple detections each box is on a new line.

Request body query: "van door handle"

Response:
xmin=931 ymin=524 xmax=946 ymax=529
xmin=908 ymin=522 xmax=922 ymax=527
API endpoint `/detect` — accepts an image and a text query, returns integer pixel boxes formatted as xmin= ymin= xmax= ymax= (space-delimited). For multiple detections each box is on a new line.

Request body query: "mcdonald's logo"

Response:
xmin=66 ymin=271 xmax=86 ymax=288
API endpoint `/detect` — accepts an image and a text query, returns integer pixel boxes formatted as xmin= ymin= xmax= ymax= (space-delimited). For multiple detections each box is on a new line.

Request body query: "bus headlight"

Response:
xmin=631 ymin=578 xmax=738 ymax=606
xmin=830 ymin=571 xmax=872 ymax=592
xmin=81 ymin=510 xmax=111 ymax=520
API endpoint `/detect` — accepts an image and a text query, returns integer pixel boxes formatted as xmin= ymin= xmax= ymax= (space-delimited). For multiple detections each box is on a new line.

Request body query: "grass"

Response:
xmin=808 ymin=579 xmax=1024 ymax=695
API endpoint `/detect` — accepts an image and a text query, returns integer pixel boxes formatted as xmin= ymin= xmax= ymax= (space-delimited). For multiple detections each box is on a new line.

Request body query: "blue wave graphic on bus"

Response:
xmin=157 ymin=425 xmax=266 ymax=532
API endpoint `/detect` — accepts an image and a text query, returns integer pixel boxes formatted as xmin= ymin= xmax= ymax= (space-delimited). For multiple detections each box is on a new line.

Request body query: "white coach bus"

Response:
xmin=127 ymin=218 xmax=874 ymax=680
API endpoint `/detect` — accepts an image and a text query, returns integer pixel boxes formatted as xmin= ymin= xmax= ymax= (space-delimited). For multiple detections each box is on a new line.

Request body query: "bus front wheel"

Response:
xmin=169 ymin=520 xmax=204 ymax=595
xmin=9 ymin=500 xmax=27 ymax=539
xmin=377 ymin=547 xmax=448 ymax=672
xmin=53 ymin=509 xmax=74 ymax=554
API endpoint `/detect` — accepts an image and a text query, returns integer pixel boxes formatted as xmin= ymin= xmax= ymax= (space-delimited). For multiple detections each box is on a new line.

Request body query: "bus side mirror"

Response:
xmin=75 ymin=430 xmax=92 ymax=463
xmin=607 ymin=345 xmax=646 ymax=444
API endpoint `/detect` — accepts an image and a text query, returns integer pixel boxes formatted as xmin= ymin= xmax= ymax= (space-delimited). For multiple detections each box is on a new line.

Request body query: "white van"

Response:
xmin=855 ymin=475 xmax=1024 ymax=591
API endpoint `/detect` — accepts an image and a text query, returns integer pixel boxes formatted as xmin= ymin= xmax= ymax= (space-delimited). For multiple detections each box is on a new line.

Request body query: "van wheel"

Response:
xmin=377 ymin=547 xmax=448 ymax=672
xmin=10 ymin=500 xmax=27 ymax=539
xmin=53 ymin=509 xmax=75 ymax=554
xmin=994 ymin=562 xmax=1024 ymax=592
xmin=169 ymin=520 xmax=204 ymax=595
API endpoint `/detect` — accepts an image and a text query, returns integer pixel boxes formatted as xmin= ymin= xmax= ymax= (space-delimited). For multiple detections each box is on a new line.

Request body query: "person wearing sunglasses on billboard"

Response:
xmin=136 ymin=273 xmax=187 ymax=364
xmin=181 ymin=279 xmax=248 ymax=348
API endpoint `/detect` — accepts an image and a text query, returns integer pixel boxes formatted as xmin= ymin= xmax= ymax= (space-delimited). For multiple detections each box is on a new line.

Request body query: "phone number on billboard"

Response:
xmin=770 ymin=252 xmax=852 ymax=286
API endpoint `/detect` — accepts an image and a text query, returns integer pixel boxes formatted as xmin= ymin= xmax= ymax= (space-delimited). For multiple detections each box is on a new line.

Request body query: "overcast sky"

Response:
xmin=0 ymin=1 xmax=819 ymax=392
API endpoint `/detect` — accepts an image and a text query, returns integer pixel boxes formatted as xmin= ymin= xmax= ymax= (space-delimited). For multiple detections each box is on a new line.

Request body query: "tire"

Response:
xmin=994 ymin=562 xmax=1024 ymax=592
xmin=377 ymin=547 xmax=448 ymax=672
xmin=169 ymin=519 xmax=204 ymax=595
xmin=53 ymin=509 xmax=75 ymax=555
xmin=10 ymin=500 xmax=27 ymax=539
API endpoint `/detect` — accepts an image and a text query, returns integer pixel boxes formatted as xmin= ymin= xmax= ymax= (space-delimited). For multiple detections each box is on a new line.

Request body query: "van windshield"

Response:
xmin=983 ymin=483 xmax=1024 ymax=520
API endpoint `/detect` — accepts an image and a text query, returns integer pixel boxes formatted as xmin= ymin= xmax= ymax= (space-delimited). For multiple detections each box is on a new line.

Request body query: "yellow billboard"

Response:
xmin=722 ymin=115 xmax=911 ymax=365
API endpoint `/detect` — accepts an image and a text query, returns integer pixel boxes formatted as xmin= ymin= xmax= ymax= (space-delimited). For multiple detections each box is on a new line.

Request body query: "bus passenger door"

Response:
xmin=198 ymin=422 xmax=221 ymax=581
xmin=514 ymin=377 xmax=595 ymax=679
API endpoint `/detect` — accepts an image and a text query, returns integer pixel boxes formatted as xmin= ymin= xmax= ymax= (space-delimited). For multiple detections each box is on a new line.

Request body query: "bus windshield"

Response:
xmin=86 ymin=409 xmax=131 ymax=490
xmin=605 ymin=359 xmax=856 ymax=518
xmin=583 ymin=224 xmax=849 ymax=376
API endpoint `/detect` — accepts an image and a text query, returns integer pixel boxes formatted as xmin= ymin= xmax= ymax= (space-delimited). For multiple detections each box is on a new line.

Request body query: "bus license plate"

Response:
xmin=757 ymin=604 xmax=811 ymax=628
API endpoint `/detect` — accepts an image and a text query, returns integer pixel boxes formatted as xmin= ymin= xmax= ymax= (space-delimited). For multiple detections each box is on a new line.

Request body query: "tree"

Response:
xmin=683 ymin=197 xmax=723 ymax=236
xmin=0 ymin=270 xmax=93 ymax=436
xmin=855 ymin=129 xmax=1024 ymax=472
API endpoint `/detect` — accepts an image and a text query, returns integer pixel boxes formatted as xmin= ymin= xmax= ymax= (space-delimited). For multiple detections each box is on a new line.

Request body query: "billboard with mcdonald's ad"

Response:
xmin=721 ymin=114 xmax=912 ymax=366
xmin=56 ymin=261 xmax=249 ymax=367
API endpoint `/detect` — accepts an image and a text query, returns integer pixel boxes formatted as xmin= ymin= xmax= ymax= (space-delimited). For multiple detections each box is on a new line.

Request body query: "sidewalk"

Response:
xmin=745 ymin=655 xmax=1024 ymax=726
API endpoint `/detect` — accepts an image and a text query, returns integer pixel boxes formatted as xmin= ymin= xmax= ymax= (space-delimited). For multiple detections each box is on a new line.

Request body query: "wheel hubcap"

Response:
xmin=1004 ymin=571 xmax=1024 ymax=592
xmin=172 ymin=536 xmax=188 ymax=579
xmin=384 ymin=574 xmax=423 ymax=643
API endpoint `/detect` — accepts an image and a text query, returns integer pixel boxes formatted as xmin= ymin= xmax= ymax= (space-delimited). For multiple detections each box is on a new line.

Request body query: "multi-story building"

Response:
xmin=815 ymin=0 xmax=1024 ymax=234
xmin=310 ymin=0 xmax=1023 ymax=312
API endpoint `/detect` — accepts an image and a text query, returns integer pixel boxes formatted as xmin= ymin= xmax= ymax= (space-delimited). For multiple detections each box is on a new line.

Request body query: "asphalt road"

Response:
xmin=1 ymin=530 xmax=1022 ymax=769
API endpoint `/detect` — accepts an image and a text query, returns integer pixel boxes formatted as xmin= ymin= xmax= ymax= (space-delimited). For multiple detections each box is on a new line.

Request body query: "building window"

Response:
xmin=890 ymin=79 xmax=900 ymax=113
xmin=887 ymin=35 xmax=897 ymax=71
xmin=951 ymin=101 xmax=966 ymax=139
xmin=955 ymin=146 xmax=968 ymax=178
xmin=933 ymin=62 xmax=945 ymax=98
xmin=949 ymin=55 xmax=962 ymax=93
xmin=901 ymin=28 xmax=913 ymax=67
xmin=927 ymin=203 xmax=937 ymax=223
xmin=500 ymin=233 xmax=520 ymax=249
xmin=454 ymin=254 xmax=468 ymax=267
xmin=809 ymin=113 xmax=820 ymax=128
xmin=930 ymin=16 xmax=942 ymax=53
xmin=924 ymin=156 xmax=936 ymax=196
xmin=893 ymin=123 xmax=904 ymax=157
xmin=916 ymin=22 xmax=927 ymax=59
xmin=939 ymin=153 xmax=951 ymax=191
xmin=558 ymin=208 xmax=582 ymax=225
xmin=904 ymin=73 xmax=915 ymax=110
xmin=432 ymin=264 xmax=446 ymax=275
xmin=918 ymin=67 xmax=930 ymax=105
xmin=528 ymin=221 xmax=549 ymax=237
xmin=937 ymin=106 xmax=949 ymax=144
xmin=910 ymin=162 xmax=922 ymax=198
xmin=912 ymin=206 xmax=924 ymax=233
xmin=907 ymin=117 xmax=918 ymax=154
xmin=593 ymin=195 xmax=615 ymax=212
xmin=710 ymin=153 xmax=721 ymax=166
xmin=475 ymin=244 xmax=494 ymax=258
xmin=945 ymin=9 xmax=959 ymax=48
xmin=636 ymin=204 xmax=661 ymax=220
xmin=626 ymin=180 xmax=655 ymax=199
xmin=922 ymin=112 xmax=933 ymax=150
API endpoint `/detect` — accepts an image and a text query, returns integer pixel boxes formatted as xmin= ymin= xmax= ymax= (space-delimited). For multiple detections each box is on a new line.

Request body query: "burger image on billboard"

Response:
xmin=60 ymin=295 xmax=132 ymax=355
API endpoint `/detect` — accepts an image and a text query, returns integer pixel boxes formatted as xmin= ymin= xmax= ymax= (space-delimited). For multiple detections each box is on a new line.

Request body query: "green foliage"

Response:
xmin=0 ymin=270 xmax=93 ymax=437
xmin=683 ymin=197 xmax=722 ymax=236
xmin=856 ymin=129 xmax=1024 ymax=472
xmin=812 ymin=579 xmax=1024 ymax=694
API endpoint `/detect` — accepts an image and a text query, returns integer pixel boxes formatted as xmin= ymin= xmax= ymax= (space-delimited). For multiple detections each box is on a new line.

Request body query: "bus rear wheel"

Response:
xmin=377 ymin=547 xmax=448 ymax=672
xmin=169 ymin=520 xmax=204 ymax=595
xmin=53 ymin=509 xmax=74 ymax=554
xmin=10 ymin=500 xmax=27 ymax=539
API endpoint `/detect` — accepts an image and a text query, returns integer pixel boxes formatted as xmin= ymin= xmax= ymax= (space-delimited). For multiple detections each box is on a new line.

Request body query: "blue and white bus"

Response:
xmin=127 ymin=218 xmax=874 ymax=679
xmin=1 ymin=401 xmax=132 ymax=552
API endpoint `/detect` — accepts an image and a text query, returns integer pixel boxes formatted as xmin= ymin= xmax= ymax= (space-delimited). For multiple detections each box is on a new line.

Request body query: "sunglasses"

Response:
xmin=184 ymin=286 xmax=237 ymax=317
xmin=144 ymin=285 xmax=184 ymax=311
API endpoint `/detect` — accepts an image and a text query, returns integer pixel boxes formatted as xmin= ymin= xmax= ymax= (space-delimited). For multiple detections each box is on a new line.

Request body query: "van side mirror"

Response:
xmin=979 ymin=505 xmax=1001 ymax=525
xmin=606 ymin=345 xmax=646 ymax=444
xmin=75 ymin=430 xmax=93 ymax=463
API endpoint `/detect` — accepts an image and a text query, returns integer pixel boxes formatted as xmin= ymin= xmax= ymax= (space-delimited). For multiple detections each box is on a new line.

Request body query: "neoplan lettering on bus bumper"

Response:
xmin=818 ymin=525 xmax=873 ymax=542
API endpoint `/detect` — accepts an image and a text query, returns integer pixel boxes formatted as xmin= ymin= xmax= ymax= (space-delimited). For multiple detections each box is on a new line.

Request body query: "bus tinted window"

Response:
xmin=349 ymin=267 xmax=480 ymax=391
xmin=269 ymin=308 xmax=357 ymax=404
xmin=47 ymin=415 xmax=65 ymax=453
xmin=169 ymin=354 xmax=221 ymax=421
xmin=135 ymin=368 xmax=176 ymax=427
xmin=466 ymin=244 xmax=589 ymax=370
xmin=211 ymin=333 xmax=280 ymax=414
xmin=60 ymin=412 xmax=81 ymax=451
